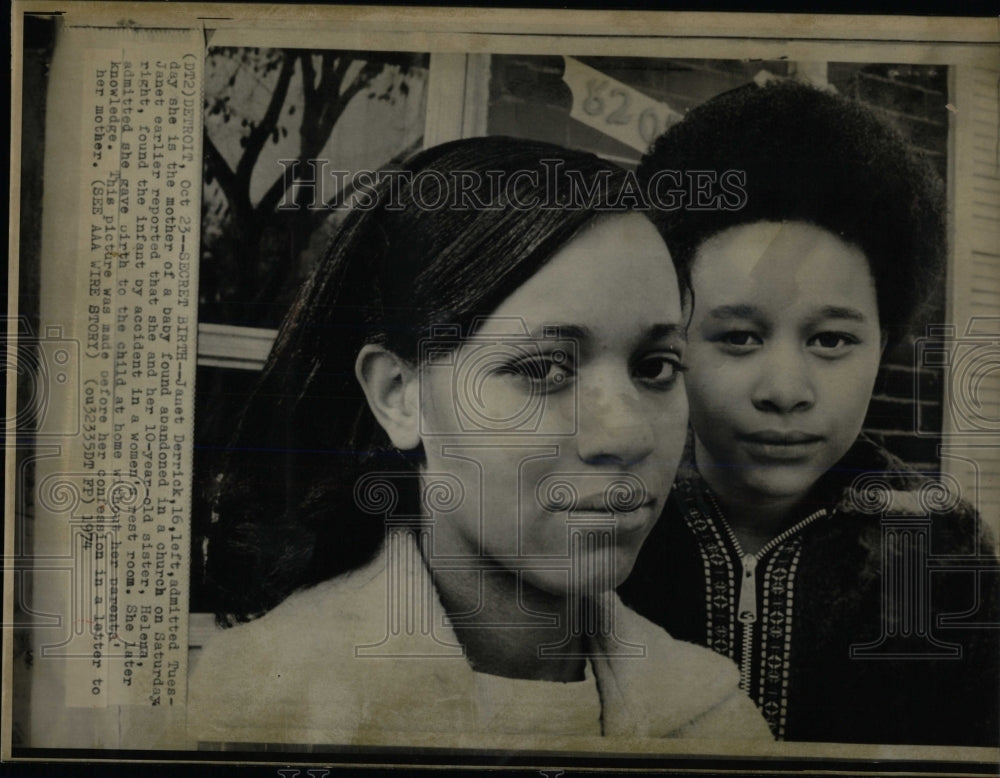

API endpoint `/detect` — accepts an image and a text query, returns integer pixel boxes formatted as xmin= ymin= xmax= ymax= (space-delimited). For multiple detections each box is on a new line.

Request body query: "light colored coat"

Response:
xmin=188 ymin=534 xmax=772 ymax=747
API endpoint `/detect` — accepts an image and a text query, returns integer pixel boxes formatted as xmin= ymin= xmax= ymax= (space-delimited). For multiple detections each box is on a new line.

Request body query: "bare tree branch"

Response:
xmin=236 ymin=52 xmax=296 ymax=184
xmin=318 ymin=67 xmax=367 ymax=145
xmin=304 ymin=133 xmax=424 ymax=231
xmin=203 ymin=132 xmax=243 ymax=213
xmin=299 ymin=51 xmax=317 ymax=105
xmin=255 ymin=154 xmax=323 ymax=217
xmin=324 ymin=53 xmax=352 ymax=105
xmin=255 ymin=54 xmax=393 ymax=216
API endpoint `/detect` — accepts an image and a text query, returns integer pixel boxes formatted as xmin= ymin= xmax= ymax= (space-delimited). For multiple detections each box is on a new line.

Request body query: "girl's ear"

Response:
xmin=355 ymin=344 xmax=421 ymax=450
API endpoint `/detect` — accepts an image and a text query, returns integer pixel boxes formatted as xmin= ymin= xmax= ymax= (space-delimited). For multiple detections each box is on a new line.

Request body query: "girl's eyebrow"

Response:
xmin=708 ymin=304 xmax=760 ymax=320
xmin=647 ymin=323 xmax=687 ymax=343
xmin=815 ymin=305 xmax=868 ymax=322
xmin=528 ymin=323 xmax=686 ymax=342
xmin=707 ymin=304 xmax=869 ymax=323
xmin=528 ymin=323 xmax=591 ymax=341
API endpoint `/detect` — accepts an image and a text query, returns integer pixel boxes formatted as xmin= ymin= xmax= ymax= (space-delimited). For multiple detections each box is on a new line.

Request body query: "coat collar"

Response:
xmin=352 ymin=529 xmax=753 ymax=738
xmin=189 ymin=527 xmax=767 ymax=744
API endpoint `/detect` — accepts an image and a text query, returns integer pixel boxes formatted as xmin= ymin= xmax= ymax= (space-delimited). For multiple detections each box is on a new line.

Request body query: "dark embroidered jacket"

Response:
xmin=619 ymin=437 xmax=1000 ymax=746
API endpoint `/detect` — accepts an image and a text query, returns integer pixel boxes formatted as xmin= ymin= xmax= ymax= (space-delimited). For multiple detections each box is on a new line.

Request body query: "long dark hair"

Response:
xmin=205 ymin=136 xmax=662 ymax=623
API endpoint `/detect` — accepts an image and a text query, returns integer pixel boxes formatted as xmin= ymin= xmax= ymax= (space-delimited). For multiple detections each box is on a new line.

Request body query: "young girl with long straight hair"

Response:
xmin=188 ymin=137 xmax=771 ymax=746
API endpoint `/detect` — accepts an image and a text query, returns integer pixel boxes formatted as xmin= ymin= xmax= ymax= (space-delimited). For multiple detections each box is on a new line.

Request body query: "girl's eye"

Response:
xmin=712 ymin=331 xmax=763 ymax=354
xmin=499 ymin=353 xmax=574 ymax=390
xmin=633 ymin=353 xmax=687 ymax=389
xmin=808 ymin=332 xmax=859 ymax=355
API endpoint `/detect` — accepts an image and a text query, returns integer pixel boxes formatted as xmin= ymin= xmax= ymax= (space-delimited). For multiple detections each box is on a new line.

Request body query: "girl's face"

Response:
xmin=684 ymin=220 xmax=883 ymax=509
xmin=417 ymin=213 xmax=688 ymax=597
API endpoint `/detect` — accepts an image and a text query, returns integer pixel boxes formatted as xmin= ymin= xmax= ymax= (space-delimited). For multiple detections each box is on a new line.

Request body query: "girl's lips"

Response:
xmin=546 ymin=495 xmax=659 ymax=535
xmin=569 ymin=495 xmax=655 ymax=512
xmin=567 ymin=503 xmax=658 ymax=535
xmin=537 ymin=476 xmax=654 ymax=514
xmin=738 ymin=430 xmax=826 ymax=445
xmin=737 ymin=431 xmax=825 ymax=462
xmin=614 ymin=502 xmax=659 ymax=535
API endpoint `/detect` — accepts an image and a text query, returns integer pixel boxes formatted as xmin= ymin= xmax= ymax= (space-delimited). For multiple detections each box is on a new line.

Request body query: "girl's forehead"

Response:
xmin=480 ymin=213 xmax=683 ymax=338
xmin=691 ymin=220 xmax=877 ymax=311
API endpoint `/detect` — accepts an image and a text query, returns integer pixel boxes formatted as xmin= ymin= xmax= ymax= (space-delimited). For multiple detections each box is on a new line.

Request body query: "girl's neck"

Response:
xmin=429 ymin=563 xmax=587 ymax=682
xmin=715 ymin=490 xmax=801 ymax=556
xmin=694 ymin=442 xmax=804 ymax=557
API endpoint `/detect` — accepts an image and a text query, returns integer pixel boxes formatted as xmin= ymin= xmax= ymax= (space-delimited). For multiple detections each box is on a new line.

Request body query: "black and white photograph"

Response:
xmin=6 ymin=4 xmax=1000 ymax=775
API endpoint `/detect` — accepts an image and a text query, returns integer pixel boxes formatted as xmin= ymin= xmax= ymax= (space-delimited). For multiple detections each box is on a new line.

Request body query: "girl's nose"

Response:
xmin=750 ymin=344 xmax=816 ymax=413
xmin=574 ymin=375 xmax=656 ymax=466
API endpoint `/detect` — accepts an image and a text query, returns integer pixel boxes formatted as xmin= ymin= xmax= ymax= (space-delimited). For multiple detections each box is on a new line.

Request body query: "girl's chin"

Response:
xmin=739 ymin=471 xmax=821 ymax=504
xmin=526 ymin=552 xmax=642 ymax=599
